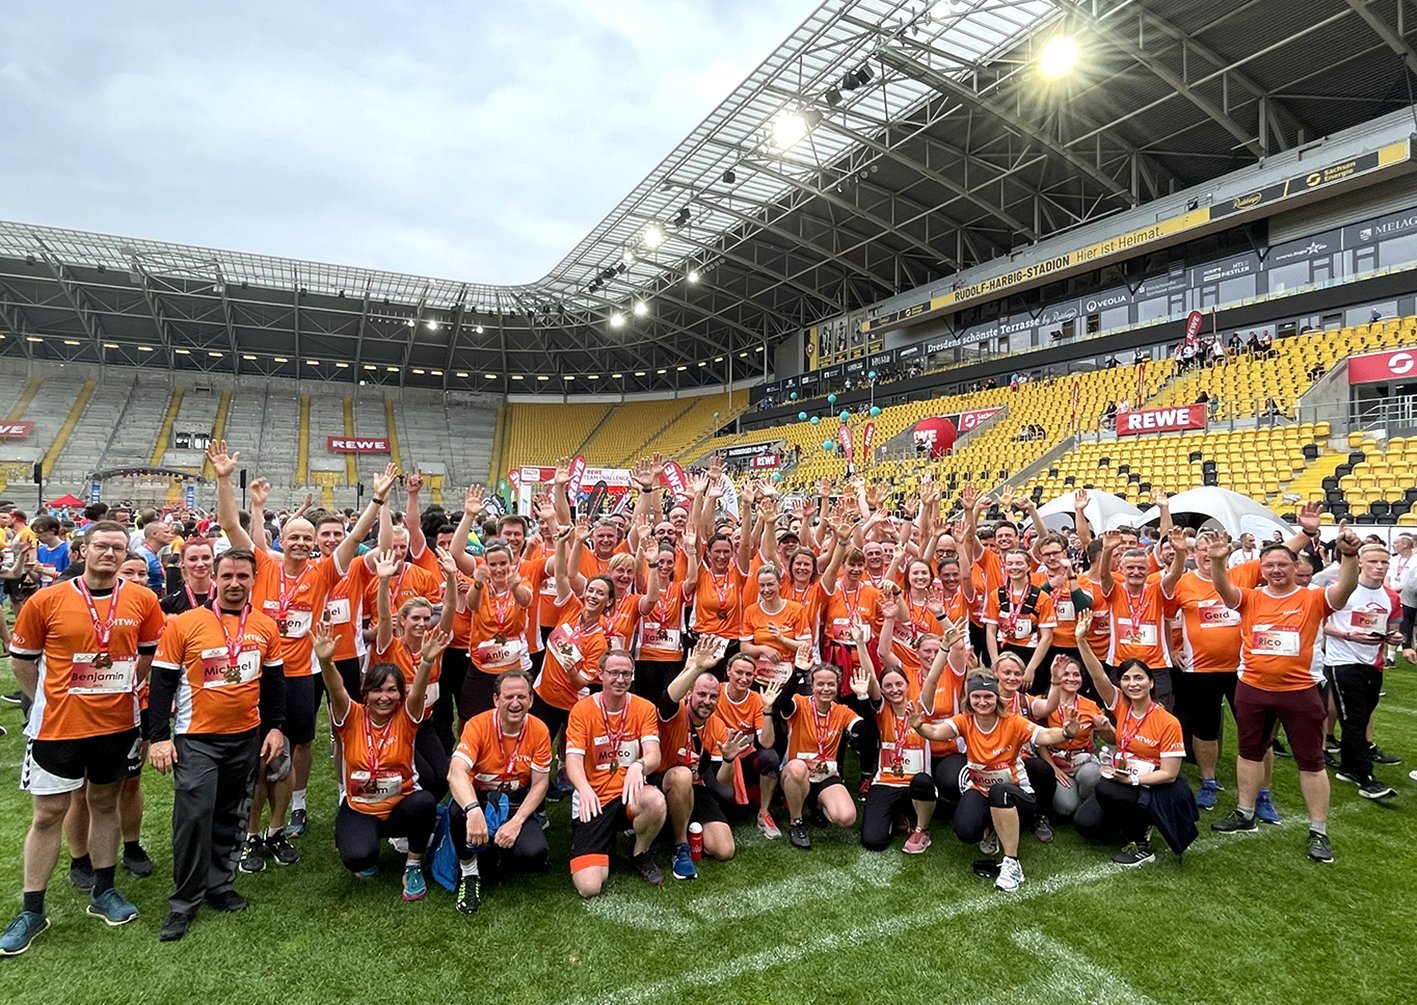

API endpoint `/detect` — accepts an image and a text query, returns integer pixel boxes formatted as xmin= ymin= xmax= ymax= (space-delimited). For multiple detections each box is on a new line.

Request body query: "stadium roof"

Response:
xmin=3 ymin=0 xmax=1416 ymax=394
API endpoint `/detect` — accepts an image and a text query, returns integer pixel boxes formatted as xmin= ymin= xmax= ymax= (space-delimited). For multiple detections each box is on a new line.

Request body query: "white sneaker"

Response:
xmin=995 ymin=856 xmax=1024 ymax=893
xmin=979 ymin=829 xmax=999 ymax=856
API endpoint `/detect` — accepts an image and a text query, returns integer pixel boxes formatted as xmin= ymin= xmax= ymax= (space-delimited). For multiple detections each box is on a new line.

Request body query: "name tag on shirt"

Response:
xmin=68 ymin=654 xmax=138 ymax=694
xmin=199 ymin=646 xmax=261 ymax=687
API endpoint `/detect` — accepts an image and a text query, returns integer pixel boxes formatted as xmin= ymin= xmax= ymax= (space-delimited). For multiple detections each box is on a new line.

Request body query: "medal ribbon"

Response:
xmin=76 ymin=578 xmax=121 ymax=659
xmin=214 ymin=604 xmax=251 ymax=671
xmin=499 ymin=719 xmax=528 ymax=778
xmin=1124 ymin=584 xmax=1148 ymax=643
xmin=277 ymin=563 xmax=310 ymax=618
xmin=363 ymin=709 xmax=396 ymax=786
xmin=1116 ymin=701 xmax=1156 ymax=757
xmin=597 ymin=694 xmax=631 ymax=771
xmin=1003 ymin=584 xmax=1026 ymax=639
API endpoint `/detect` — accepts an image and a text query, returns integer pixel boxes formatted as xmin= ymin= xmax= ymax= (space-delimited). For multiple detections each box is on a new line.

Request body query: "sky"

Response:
xmin=0 ymin=1 xmax=811 ymax=284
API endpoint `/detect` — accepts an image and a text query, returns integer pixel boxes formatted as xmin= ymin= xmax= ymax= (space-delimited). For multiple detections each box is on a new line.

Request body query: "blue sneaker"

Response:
xmin=402 ymin=864 xmax=427 ymax=902
xmin=1256 ymin=789 xmax=1281 ymax=825
xmin=86 ymin=888 xmax=139 ymax=926
xmin=1196 ymin=779 xmax=1220 ymax=810
xmin=355 ymin=866 xmax=378 ymax=880
xmin=0 ymin=911 xmax=49 ymax=956
xmin=671 ymin=842 xmax=697 ymax=881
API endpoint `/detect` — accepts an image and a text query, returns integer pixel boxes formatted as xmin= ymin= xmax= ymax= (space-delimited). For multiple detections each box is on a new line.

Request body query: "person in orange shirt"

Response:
xmin=984 ymin=549 xmax=1057 ymax=692
xmin=819 ymin=512 xmax=882 ymax=683
xmin=1098 ymin=529 xmax=1172 ymax=705
xmin=316 ymin=619 xmax=445 ymax=901
xmin=769 ymin=662 xmax=864 ymax=850
xmin=1073 ymin=637 xmax=1194 ymax=867
xmin=5 ymin=521 xmax=166 ymax=953
xmin=781 ymin=546 xmax=827 ymax=658
xmin=446 ymin=669 xmax=552 ymax=915
xmin=564 ymin=651 xmax=667 ymax=896
xmin=1207 ymin=529 xmax=1361 ymax=863
xmin=881 ymin=563 xmax=950 ymax=678
xmin=705 ymin=652 xmax=782 ymax=839
xmin=1040 ymin=653 xmax=1107 ymax=821
xmin=146 ymin=548 xmax=285 ymax=942
xmin=683 ymin=525 xmax=752 ymax=662
xmin=739 ymin=563 xmax=812 ymax=686
xmin=462 ymin=541 xmax=534 ymax=719
xmin=635 ymin=541 xmax=686 ymax=701
xmin=604 ymin=542 xmax=661 ymax=655
xmin=912 ymin=672 xmax=1080 ymax=892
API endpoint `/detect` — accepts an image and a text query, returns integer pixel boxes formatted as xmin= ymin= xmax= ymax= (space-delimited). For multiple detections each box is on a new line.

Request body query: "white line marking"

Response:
xmin=1010 ymin=929 xmax=1164 ymax=1005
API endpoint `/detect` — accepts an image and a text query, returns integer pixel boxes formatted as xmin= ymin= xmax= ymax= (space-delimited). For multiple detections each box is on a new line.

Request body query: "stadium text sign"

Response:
xmin=327 ymin=436 xmax=389 ymax=452
xmin=750 ymin=452 xmax=779 ymax=470
xmin=0 ymin=422 xmax=35 ymax=439
xmin=1347 ymin=347 xmax=1417 ymax=385
xmin=1116 ymin=404 xmax=1208 ymax=436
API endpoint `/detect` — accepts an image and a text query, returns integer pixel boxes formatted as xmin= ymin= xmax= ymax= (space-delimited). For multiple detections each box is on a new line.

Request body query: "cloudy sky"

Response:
xmin=1 ymin=1 xmax=810 ymax=283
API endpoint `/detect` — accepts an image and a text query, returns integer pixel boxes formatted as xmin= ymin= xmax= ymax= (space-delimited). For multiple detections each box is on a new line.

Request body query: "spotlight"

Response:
xmin=687 ymin=269 xmax=701 ymax=284
xmin=405 ymin=318 xmax=416 ymax=327
xmin=854 ymin=63 xmax=873 ymax=86
xmin=772 ymin=110 xmax=809 ymax=149
xmin=475 ymin=325 xmax=485 ymax=334
xmin=426 ymin=320 xmax=439 ymax=331
xmin=609 ymin=312 xmax=626 ymax=329
xmin=616 ymin=263 xmax=628 ymax=274
xmin=840 ymin=73 xmax=859 ymax=92
xmin=622 ymin=250 xmax=636 ymax=266
xmin=632 ymin=301 xmax=648 ymax=317
xmin=722 ymin=168 xmax=736 ymax=184
xmin=824 ymin=86 xmax=842 ymax=107
xmin=1039 ymin=35 xmax=1079 ymax=79
xmin=641 ymin=224 xmax=665 ymax=249
xmin=674 ymin=207 xmax=691 ymax=226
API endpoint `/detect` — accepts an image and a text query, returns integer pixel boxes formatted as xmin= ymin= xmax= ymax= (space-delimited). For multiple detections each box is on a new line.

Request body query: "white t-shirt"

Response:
xmin=1325 ymin=582 xmax=1400 ymax=668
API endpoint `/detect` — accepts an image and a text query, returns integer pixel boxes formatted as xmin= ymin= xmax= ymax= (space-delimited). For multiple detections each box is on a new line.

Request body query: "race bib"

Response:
xmin=1197 ymin=600 xmax=1240 ymax=627
xmin=884 ymin=744 xmax=925 ymax=776
xmin=199 ymin=646 xmax=260 ymax=688
xmin=593 ymin=736 xmax=640 ymax=772
xmin=831 ymin=618 xmax=869 ymax=641
xmin=797 ymin=752 xmax=837 ymax=782
xmin=324 ymin=597 xmax=351 ymax=626
xmin=1251 ymin=627 xmax=1300 ymax=657
xmin=546 ymin=626 xmax=584 ymax=672
xmin=641 ymin=622 xmax=681 ymax=651
xmin=348 ymin=769 xmax=403 ymax=802
xmin=474 ymin=771 xmax=524 ymax=792
xmin=1117 ymin=619 xmax=1158 ymax=647
xmin=1011 ymin=617 xmax=1034 ymax=640
xmin=263 ymin=602 xmax=313 ymax=639
xmin=1054 ymin=599 xmax=1075 ymax=620
xmin=966 ymin=762 xmax=1013 ymax=791
xmin=475 ymin=638 xmax=525 ymax=670
xmin=68 ymin=654 xmax=138 ymax=695
xmin=754 ymin=655 xmax=792 ymax=687
xmin=1350 ymin=609 xmax=1388 ymax=635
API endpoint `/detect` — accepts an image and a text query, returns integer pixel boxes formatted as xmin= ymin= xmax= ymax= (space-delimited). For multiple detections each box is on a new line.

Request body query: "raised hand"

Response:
xmin=249 ymin=477 xmax=270 ymax=512
xmin=1074 ymin=608 xmax=1092 ymax=638
xmin=848 ymin=662 xmax=872 ymax=699
xmin=1335 ymin=528 xmax=1362 ymax=557
xmin=405 ymin=468 xmax=424 ymax=494
xmin=572 ymin=515 xmax=592 ymax=544
xmin=631 ymin=457 xmax=654 ymax=491
xmin=420 ymin=626 xmax=451 ymax=664
xmin=1100 ymin=528 xmax=1122 ymax=550
xmin=650 ymin=452 xmax=666 ymax=482
xmin=1296 ymin=500 xmax=1324 ymax=536
xmin=1150 ymin=487 xmax=1169 ymax=506
xmin=435 ymin=546 xmax=458 ymax=576
xmin=719 ymin=729 xmax=753 ymax=762
xmin=464 ymin=484 xmax=486 ymax=517
xmin=373 ymin=548 xmax=399 ymax=580
xmin=1206 ymin=536 xmax=1230 ymax=564
xmin=206 ymin=440 xmax=239 ymax=479
xmin=553 ymin=457 xmax=572 ymax=487
xmin=688 ymin=635 xmax=720 ymax=671
xmin=313 ymin=617 xmax=336 ymax=662
xmin=371 ymin=463 xmax=399 ymax=501
xmin=1073 ymin=488 xmax=1090 ymax=510
xmin=759 ymin=679 xmax=784 ymax=709
xmin=1167 ymin=526 xmax=1189 ymax=555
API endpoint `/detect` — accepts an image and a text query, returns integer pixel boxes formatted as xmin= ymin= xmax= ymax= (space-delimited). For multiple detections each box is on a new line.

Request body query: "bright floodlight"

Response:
xmin=772 ymin=110 xmax=808 ymax=149
xmin=475 ymin=324 xmax=485 ymax=334
xmin=687 ymin=269 xmax=701 ymax=284
xmin=609 ymin=312 xmax=626 ymax=329
xmin=622 ymin=249 xmax=636 ymax=266
xmin=426 ymin=320 xmax=439 ymax=331
xmin=642 ymin=224 xmax=665 ymax=249
xmin=929 ymin=0 xmax=965 ymax=19
xmin=1039 ymin=35 xmax=1079 ymax=78
xmin=632 ymin=301 xmax=648 ymax=317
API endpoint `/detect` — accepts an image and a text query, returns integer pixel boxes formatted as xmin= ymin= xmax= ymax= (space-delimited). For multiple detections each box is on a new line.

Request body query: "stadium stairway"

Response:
xmin=53 ymin=374 xmax=135 ymax=490
xmin=40 ymin=381 xmax=95 ymax=482
xmin=148 ymin=387 xmax=185 ymax=467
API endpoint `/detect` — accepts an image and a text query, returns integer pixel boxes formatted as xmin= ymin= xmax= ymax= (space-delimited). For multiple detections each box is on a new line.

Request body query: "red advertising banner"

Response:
xmin=750 ymin=452 xmax=780 ymax=470
xmin=0 ymin=422 xmax=35 ymax=439
xmin=508 ymin=470 xmax=521 ymax=490
xmin=1070 ymin=378 xmax=1080 ymax=421
xmin=327 ymin=436 xmax=389 ymax=452
xmin=957 ymin=407 xmax=1001 ymax=432
xmin=862 ymin=421 xmax=876 ymax=457
xmin=568 ymin=455 xmax=587 ymax=496
xmin=661 ymin=460 xmax=688 ymax=500
xmin=837 ymin=423 xmax=855 ymax=461
xmin=1348 ymin=346 xmax=1417 ymax=384
xmin=1136 ymin=358 xmax=1147 ymax=403
xmin=1184 ymin=310 xmax=1205 ymax=346
xmin=1116 ymin=403 xmax=1208 ymax=436
xmin=912 ymin=416 xmax=958 ymax=459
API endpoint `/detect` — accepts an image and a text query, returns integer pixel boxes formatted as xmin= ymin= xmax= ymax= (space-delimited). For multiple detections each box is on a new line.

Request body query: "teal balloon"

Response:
xmin=498 ymin=480 xmax=508 ymax=490
xmin=713 ymin=411 xmax=720 ymax=418
xmin=870 ymin=406 xmax=881 ymax=416
xmin=868 ymin=370 xmax=877 ymax=379
xmin=789 ymin=391 xmax=798 ymax=400
xmin=839 ymin=410 xmax=850 ymax=421
xmin=809 ymin=416 xmax=820 ymax=425
xmin=827 ymin=394 xmax=837 ymax=404
xmin=771 ymin=472 xmax=782 ymax=482
xmin=797 ymin=411 xmax=807 ymax=420
xmin=822 ymin=439 xmax=835 ymax=451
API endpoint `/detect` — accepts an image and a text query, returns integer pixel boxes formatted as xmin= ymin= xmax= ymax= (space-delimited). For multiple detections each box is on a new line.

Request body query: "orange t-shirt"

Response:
xmin=707 ymin=687 xmax=765 ymax=743
xmin=1104 ymin=575 xmax=1168 ymax=668
xmin=740 ymin=599 xmax=810 ymax=661
xmin=782 ymin=580 xmax=827 ymax=649
xmin=373 ymin=635 xmax=442 ymax=690
xmin=577 ymin=541 xmax=630 ymax=583
xmin=983 ymin=583 xmax=1058 ymax=650
xmin=947 ymin=712 xmax=1040 ymax=793
xmin=874 ymin=702 xmax=930 ymax=786
xmin=1045 ymin=694 xmax=1104 ymax=759
xmin=1237 ymin=585 xmax=1332 ymax=691
xmin=252 ymin=549 xmax=344 ymax=678
xmin=908 ymin=658 xmax=966 ymax=757
xmin=564 ymin=693 xmax=660 ymax=804
xmin=1107 ymin=696 xmax=1185 ymax=769
xmin=657 ymin=700 xmax=724 ymax=782
xmin=1163 ymin=563 xmax=1261 ymax=673
xmin=363 ymin=563 xmax=443 ymax=628
xmin=152 ymin=606 xmax=283 ymax=736
xmin=467 ymin=583 xmax=531 ymax=674
xmin=886 ymin=595 xmax=946 ymax=676
xmin=638 ymin=583 xmax=687 ymax=661
xmin=1075 ymin=573 xmax=1112 ymax=660
xmin=324 ymin=559 xmax=373 ymax=662
xmin=334 ymin=701 xmax=420 ymax=820
xmin=783 ymin=694 xmax=860 ymax=780
xmin=693 ymin=565 xmax=745 ymax=637
xmin=970 ymin=549 xmax=1006 ymax=625
xmin=12 ymin=579 xmax=166 ymax=741
xmin=452 ymin=710 xmax=553 ymax=794
xmin=822 ymin=581 xmax=882 ymax=645
xmin=535 ymin=595 xmax=609 ymax=710
xmin=603 ymin=594 xmax=643 ymax=653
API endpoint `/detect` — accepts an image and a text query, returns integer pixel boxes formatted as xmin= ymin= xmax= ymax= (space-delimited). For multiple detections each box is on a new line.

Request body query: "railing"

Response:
xmin=1346 ymin=393 xmax=1417 ymax=437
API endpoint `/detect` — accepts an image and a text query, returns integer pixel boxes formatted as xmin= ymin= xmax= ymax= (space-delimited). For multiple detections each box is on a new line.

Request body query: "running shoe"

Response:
xmin=401 ymin=865 xmax=427 ymax=902
xmin=204 ymin=890 xmax=247 ymax=912
xmin=86 ymin=888 xmax=139 ymax=926
xmin=456 ymin=875 xmax=481 ymax=914
xmin=857 ymin=778 xmax=872 ymax=798
xmin=1307 ymin=829 xmax=1334 ymax=864
xmin=1112 ymin=840 xmax=1155 ymax=867
xmin=1196 ymin=779 xmax=1220 ymax=810
xmin=286 ymin=808 xmax=308 ymax=838
xmin=902 ymin=829 xmax=931 ymax=855
xmin=69 ymin=860 xmax=96 ymax=891
xmin=979 ymin=829 xmax=1000 ymax=856
xmin=1409 ymin=769 xmax=1417 ymax=783
xmin=671 ymin=843 xmax=697 ymax=881
xmin=1358 ymin=778 xmax=1397 ymax=800
xmin=238 ymin=834 xmax=268 ymax=873
xmin=1211 ymin=809 xmax=1258 ymax=833
xmin=158 ymin=910 xmax=194 ymax=943
xmin=266 ymin=831 xmax=300 ymax=866
xmin=1324 ymin=735 xmax=1340 ymax=755
xmin=533 ymin=810 xmax=550 ymax=832
xmin=632 ymin=852 xmax=664 ymax=887
xmin=1033 ymin=815 xmax=1054 ymax=844
xmin=123 ymin=844 xmax=155 ymax=878
xmin=1324 ymin=750 xmax=1340 ymax=771
xmin=994 ymin=856 xmax=1024 ymax=893
xmin=0 ymin=723 xmax=6 ymax=737
xmin=1370 ymin=744 xmax=1401 ymax=766
xmin=757 ymin=810 xmax=782 ymax=840
xmin=355 ymin=866 xmax=378 ymax=879
xmin=788 ymin=820 xmax=812 ymax=850
xmin=1256 ymin=790 xmax=1281 ymax=825
xmin=0 ymin=912 xmax=48 ymax=956
xmin=1335 ymin=769 xmax=1362 ymax=785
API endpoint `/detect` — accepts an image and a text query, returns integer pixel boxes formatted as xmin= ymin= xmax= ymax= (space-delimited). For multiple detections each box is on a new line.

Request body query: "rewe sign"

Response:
xmin=327 ymin=436 xmax=390 ymax=453
xmin=1116 ymin=403 xmax=1208 ymax=436
xmin=0 ymin=422 xmax=35 ymax=439
xmin=1348 ymin=347 xmax=1417 ymax=385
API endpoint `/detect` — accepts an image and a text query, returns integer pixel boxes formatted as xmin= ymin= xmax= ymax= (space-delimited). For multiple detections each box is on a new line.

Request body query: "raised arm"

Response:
xmin=1072 ymin=609 xmax=1116 ymax=707
xmin=1323 ymin=529 xmax=1363 ymax=611
xmin=403 ymin=469 xmax=427 ymax=559
xmin=1206 ymin=536 xmax=1243 ymax=609
xmin=373 ymin=549 xmax=398 ymax=653
xmin=1097 ymin=529 xmax=1122 ymax=598
xmin=337 ymin=464 xmax=398 ymax=575
xmin=207 ymin=440 xmax=254 ymax=552
xmin=314 ymin=619 xmax=351 ymax=725
xmin=434 ymin=548 xmax=460 ymax=635
xmin=1160 ymin=527 xmax=1189 ymax=597
xmin=405 ymin=627 xmax=448 ymax=721
xmin=666 ymin=637 xmax=721 ymax=704
xmin=447 ymin=485 xmax=484 ymax=577
xmin=1072 ymin=489 xmax=1093 ymax=549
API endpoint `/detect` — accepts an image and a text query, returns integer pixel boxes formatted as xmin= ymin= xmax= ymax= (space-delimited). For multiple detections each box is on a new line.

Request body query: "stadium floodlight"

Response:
xmin=138 ymin=345 xmax=154 ymax=352
xmin=274 ymin=356 xmax=288 ymax=362
xmin=622 ymin=250 xmax=636 ymax=266
xmin=698 ymin=361 xmax=707 ymax=367
xmin=563 ymin=374 xmax=574 ymax=381
xmin=641 ymin=224 xmax=665 ymax=249
xmin=634 ymin=370 xmax=646 ymax=377
xmin=426 ymin=320 xmax=439 ymax=331
xmin=510 ymin=374 xmax=524 ymax=380
xmin=174 ymin=347 xmax=191 ymax=354
xmin=412 ymin=368 xmax=425 ymax=374
xmin=484 ymin=373 xmax=497 ymax=379
xmin=687 ymin=269 xmax=701 ymax=284
xmin=26 ymin=335 xmax=42 ymax=342
xmin=676 ymin=365 xmax=687 ymax=371
xmin=475 ymin=325 xmax=485 ymax=334
xmin=714 ymin=356 xmax=723 ymax=362
xmin=609 ymin=312 xmax=626 ymax=329
xmin=430 ymin=369 xmax=443 ymax=376
xmin=64 ymin=339 xmax=81 ymax=346
xmin=208 ymin=351 xmax=223 ymax=357
xmin=536 ymin=375 xmax=550 ymax=381
xmin=306 ymin=359 xmax=320 ymax=365
xmin=825 ymin=86 xmax=841 ymax=107
xmin=244 ymin=354 xmax=259 ymax=361
xmin=335 ymin=361 xmax=349 ymax=368
xmin=611 ymin=372 xmax=622 ymax=378
xmin=385 ymin=366 xmax=398 ymax=372
xmin=1039 ymin=35 xmax=1079 ymax=78
xmin=103 ymin=342 xmax=119 ymax=349
xmin=632 ymin=301 xmax=648 ymax=317
xmin=771 ymin=109 xmax=809 ymax=149
xmin=405 ymin=318 xmax=416 ymax=327
xmin=738 ymin=351 xmax=748 ymax=357
xmin=656 ymin=368 xmax=667 ymax=374
xmin=456 ymin=371 xmax=468 ymax=378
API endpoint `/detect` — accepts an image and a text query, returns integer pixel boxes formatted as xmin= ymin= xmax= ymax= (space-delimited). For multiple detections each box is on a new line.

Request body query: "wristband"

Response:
xmin=464 ymin=801 xmax=479 ymax=815
xmin=372 ymin=497 xmax=387 ymax=506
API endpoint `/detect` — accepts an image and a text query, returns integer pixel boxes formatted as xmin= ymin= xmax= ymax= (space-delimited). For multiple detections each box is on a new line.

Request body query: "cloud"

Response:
xmin=0 ymin=0 xmax=806 ymax=283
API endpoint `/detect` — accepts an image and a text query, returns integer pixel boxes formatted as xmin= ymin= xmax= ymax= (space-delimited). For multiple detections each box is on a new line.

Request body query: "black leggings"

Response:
xmin=413 ymin=720 xmax=449 ymax=802
xmin=530 ymin=695 xmax=571 ymax=767
xmin=861 ymin=773 xmax=936 ymax=850
xmin=334 ymin=791 xmax=437 ymax=873
xmin=459 ymin=665 xmax=498 ymax=724
xmin=1021 ymin=754 xmax=1057 ymax=819
xmin=434 ymin=647 xmax=472 ymax=754
xmin=952 ymin=783 xmax=1035 ymax=845
xmin=703 ymin=748 xmax=781 ymax=813
xmin=633 ymin=657 xmax=684 ymax=701
xmin=448 ymin=799 xmax=549 ymax=878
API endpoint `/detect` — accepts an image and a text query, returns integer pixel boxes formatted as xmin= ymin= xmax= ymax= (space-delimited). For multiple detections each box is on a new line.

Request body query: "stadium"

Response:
xmin=1 ymin=1 xmax=1414 ymax=1002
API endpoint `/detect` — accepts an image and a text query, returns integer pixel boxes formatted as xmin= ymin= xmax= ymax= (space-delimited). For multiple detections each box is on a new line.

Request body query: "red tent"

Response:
xmin=47 ymin=493 xmax=84 ymax=508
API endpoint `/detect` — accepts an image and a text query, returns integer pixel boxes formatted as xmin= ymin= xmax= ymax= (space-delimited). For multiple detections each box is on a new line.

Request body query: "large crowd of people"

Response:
xmin=0 ymin=439 xmax=1410 ymax=956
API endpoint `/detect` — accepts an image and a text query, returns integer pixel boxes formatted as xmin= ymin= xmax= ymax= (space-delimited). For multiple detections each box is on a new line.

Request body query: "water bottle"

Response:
xmin=688 ymin=822 xmax=704 ymax=863
xmin=1099 ymin=745 xmax=1114 ymax=779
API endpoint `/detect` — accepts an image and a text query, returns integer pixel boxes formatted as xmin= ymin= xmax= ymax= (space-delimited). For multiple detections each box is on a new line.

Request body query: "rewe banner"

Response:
xmin=1116 ymin=403 xmax=1208 ymax=436
xmin=327 ymin=436 xmax=389 ymax=452
xmin=0 ymin=422 xmax=35 ymax=439
xmin=1348 ymin=346 xmax=1417 ymax=384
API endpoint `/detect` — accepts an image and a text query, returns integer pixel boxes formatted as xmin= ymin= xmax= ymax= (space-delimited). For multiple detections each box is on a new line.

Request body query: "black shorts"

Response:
xmin=692 ymin=785 xmax=729 ymax=827
xmin=1175 ymin=670 xmax=1237 ymax=743
xmin=283 ymin=675 xmax=317 ymax=745
xmin=24 ymin=728 xmax=142 ymax=793
xmin=569 ymin=796 xmax=632 ymax=874
xmin=808 ymin=774 xmax=846 ymax=806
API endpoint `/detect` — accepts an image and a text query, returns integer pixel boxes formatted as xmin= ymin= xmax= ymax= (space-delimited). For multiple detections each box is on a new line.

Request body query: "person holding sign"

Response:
xmin=146 ymin=548 xmax=285 ymax=942
xmin=3 ymin=521 xmax=165 ymax=955
xmin=316 ymin=619 xmax=444 ymax=900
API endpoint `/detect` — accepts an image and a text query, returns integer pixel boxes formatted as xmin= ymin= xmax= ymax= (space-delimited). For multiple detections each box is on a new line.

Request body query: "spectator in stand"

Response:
xmin=1263 ymin=397 xmax=1283 ymax=418
xmin=1209 ymin=337 xmax=1226 ymax=366
xmin=1227 ymin=333 xmax=1242 ymax=353
xmin=1308 ymin=362 xmax=1326 ymax=381
xmin=1102 ymin=401 xmax=1117 ymax=430
xmin=1370 ymin=308 xmax=1383 ymax=323
xmin=1132 ymin=350 xmax=1148 ymax=365
xmin=1180 ymin=341 xmax=1198 ymax=372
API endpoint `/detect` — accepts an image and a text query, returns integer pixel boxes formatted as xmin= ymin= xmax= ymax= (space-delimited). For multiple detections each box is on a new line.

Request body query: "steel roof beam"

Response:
xmin=1343 ymin=0 xmax=1417 ymax=76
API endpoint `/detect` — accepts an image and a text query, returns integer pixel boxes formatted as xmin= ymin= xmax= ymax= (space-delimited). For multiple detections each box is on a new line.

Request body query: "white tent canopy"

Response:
xmin=1034 ymin=490 xmax=1144 ymax=533
xmin=1136 ymin=486 xmax=1292 ymax=540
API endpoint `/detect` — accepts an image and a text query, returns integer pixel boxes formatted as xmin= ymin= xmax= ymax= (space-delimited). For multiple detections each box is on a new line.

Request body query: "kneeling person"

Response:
xmin=447 ymin=670 xmax=552 ymax=914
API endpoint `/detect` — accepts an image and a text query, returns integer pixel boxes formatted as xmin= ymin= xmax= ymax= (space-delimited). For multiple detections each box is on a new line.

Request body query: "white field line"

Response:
xmin=569 ymin=809 xmax=1357 ymax=1005
xmin=1009 ymin=929 xmax=1165 ymax=1005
